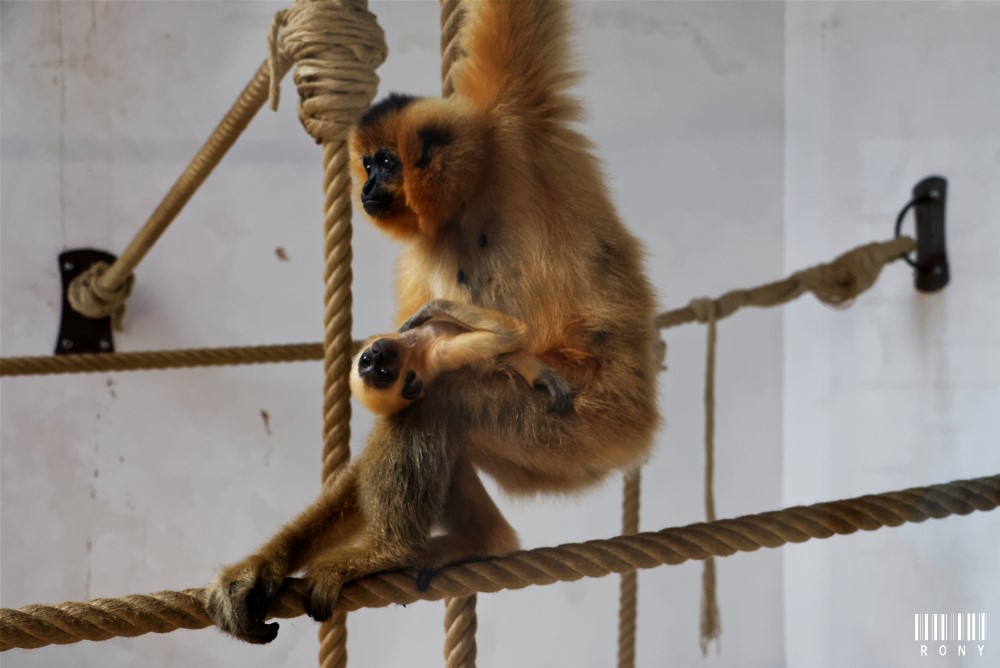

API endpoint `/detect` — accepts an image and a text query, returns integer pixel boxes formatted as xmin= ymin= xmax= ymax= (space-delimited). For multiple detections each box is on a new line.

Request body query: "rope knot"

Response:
xmin=687 ymin=297 xmax=718 ymax=325
xmin=794 ymin=239 xmax=913 ymax=309
xmin=67 ymin=262 xmax=135 ymax=330
xmin=268 ymin=0 xmax=388 ymax=143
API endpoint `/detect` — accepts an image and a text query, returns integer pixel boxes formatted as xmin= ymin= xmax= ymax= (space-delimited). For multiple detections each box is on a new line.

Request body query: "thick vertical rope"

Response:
xmin=267 ymin=3 xmax=386 ymax=667
xmin=617 ymin=469 xmax=641 ymax=668
xmin=443 ymin=596 xmax=477 ymax=667
xmin=439 ymin=0 xmax=466 ymax=97
xmin=437 ymin=2 xmax=478 ymax=665
xmin=318 ymin=139 xmax=353 ymax=668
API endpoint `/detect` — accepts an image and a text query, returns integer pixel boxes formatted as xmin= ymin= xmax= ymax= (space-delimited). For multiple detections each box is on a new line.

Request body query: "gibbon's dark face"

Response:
xmin=357 ymin=338 xmax=423 ymax=401
xmin=360 ymin=150 xmax=400 ymax=217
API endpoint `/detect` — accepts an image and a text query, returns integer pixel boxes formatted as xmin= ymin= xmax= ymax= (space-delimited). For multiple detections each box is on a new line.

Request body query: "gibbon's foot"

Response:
xmin=398 ymin=304 xmax=436 ymax=332
xmin=302 ymin=569 xmax=345 ymax=622
xmin=534 ymin=367 xmax=575 ymax=413
xmin=415 ymin=567 xmax=436 ymax=593
xmin=205 ymin=556 xmax=285 ymax=644
xmin=415 ymin=554 xmax=497 ymax=593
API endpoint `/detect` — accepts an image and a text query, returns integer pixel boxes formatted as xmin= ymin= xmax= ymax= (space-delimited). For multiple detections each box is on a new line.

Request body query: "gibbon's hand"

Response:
xmin=534 ymin=366 xmax=576 ymax=413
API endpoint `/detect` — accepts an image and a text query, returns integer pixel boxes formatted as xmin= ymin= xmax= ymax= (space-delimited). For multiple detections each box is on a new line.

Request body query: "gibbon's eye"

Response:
xmin=359 ymin=352 xmax=373 ymax=368
xmin=377 ymin=367 xmax=394 ymax=382
xmin=362 ymin=157 xmax=372 ymax=175
xmin=381 ymin=156 xmax=395 ymax=171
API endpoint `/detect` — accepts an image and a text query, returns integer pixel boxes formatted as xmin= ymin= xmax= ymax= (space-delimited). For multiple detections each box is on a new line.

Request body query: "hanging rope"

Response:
xmin=688 ymin=298 xmax=721 ymax=655
xmin=2 ymin=474 xmax=995 ymax=652
xmin=64 ymin=59 xmax=291 ymax=326
xmin=0 ymin=237 xmax=917 ymax=378
xmin=266 ymin=3 xmax=386 ymax=667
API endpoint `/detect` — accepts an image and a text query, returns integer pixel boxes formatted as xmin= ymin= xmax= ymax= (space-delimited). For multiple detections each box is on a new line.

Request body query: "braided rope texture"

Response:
xmin=89 ymin=59 xmax=288 ymax=299
xmin=617 ymin=470 xmax=641 ymax=668
xmin=2 ymin=474 xmax=995 ymax=652
xmin=443 ymin=596 xmax=477 ymax=668
xmin=268 ymin=3 xmax=387 ymax=665
xmin=318 ymin=137 xmax=353 ymax=668
xmin=436 ymin=2 xmax=478 ymax=664
xmin=0 ymin=343 xmax=331 ymax=377
xmin=439 ymin=0 xmax=467 ymax=97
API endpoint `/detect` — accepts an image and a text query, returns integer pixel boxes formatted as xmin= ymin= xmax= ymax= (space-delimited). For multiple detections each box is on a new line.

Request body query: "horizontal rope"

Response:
xmin=0 ymin=343 xmax=329 ymax=377
xmin=0 ymin=237 xmax=914 ymax=378
xmin=2 ymin=474 xmax=995 ymax=651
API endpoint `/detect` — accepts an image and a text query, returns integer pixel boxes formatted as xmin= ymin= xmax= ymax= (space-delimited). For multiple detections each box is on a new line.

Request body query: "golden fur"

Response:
xmin=206 ymin=0 xmax=659 ymax=643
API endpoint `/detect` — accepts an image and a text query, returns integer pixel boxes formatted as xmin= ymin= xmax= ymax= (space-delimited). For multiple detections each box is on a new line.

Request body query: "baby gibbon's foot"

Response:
xmin=301 ymin=569 xmax=345 ymax=622
xmin=205 ymin=555 xmax=286 ymax=644
xmin=415 ymin=567 xmax=436 ymax=592
xmin=398 ymin=304 xmax=437 ymax=332
xmin=534 ymin=367 xmax=575 ymax=413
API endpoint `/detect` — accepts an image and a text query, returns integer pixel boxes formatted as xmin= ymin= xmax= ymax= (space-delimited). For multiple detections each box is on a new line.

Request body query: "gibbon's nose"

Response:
xmin=370 ymin=338 xmax=392 ymax=359
xmin=362 ymin=177 xmax=377 ymax=197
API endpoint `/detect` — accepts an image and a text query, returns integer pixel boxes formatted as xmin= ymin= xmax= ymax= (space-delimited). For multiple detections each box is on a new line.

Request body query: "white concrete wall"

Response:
xmin=783 ymin=3 xmax=1000 ymax=667
xmin=1 ymin=1 xmax=993 ymax=667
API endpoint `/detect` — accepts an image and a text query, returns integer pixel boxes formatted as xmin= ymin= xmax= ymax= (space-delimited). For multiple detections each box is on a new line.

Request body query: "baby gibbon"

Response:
xmin=207 ymin=0 xmax=660 ymax=644
xmin=351 ymin=300 xmax=574 ymax=416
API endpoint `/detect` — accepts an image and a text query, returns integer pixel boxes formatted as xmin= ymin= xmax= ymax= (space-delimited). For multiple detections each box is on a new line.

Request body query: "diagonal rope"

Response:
xmin=65 ymin=58 xmax=291 ymax=325
xmin=3 ymin=474 xmax=996 ymax=652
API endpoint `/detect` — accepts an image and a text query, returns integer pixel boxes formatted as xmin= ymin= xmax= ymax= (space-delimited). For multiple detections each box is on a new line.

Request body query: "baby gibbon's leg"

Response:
xmin=417 ymin=457 xmax=519 ymax=590
xmin=205 ymin=467 xmax=362 ymax=644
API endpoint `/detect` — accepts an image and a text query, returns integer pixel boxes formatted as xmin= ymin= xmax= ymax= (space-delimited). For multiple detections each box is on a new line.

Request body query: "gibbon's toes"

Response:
xmin=399 ymin=308 xmax=433 ymax=332
xmin=534 ymin=369 xmax=575 ymax=414
xmin=415 ymin=567 xmax=436 ymax=592
xmin=302 ymin=571 xmax=343 ymax=623
xmin=204 ymin=558 xmax=284 ymax=644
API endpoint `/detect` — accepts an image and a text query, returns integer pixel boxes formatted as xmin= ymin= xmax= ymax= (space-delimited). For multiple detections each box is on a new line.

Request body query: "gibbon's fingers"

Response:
xmin=534 ymin=367 xmax=576 ymax=413
xmin=205 ymin=555 xmax=285 ymax=644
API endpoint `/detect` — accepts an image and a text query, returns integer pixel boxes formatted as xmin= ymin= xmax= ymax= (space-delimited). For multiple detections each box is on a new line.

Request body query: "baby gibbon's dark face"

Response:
xmin=357 ymin=338 xmax=423 ymax=401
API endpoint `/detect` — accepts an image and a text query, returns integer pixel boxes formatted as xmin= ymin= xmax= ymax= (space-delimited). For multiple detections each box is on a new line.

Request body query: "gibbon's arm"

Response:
xmin=453 ymin=0 xmax=580 ymax=123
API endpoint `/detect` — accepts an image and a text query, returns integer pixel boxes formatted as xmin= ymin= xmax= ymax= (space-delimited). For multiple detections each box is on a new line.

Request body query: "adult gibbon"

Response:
xmin=206 ymin=0 xmax=659 ymax=644
xmin=351 ymin=300 xmax=575 ymax=416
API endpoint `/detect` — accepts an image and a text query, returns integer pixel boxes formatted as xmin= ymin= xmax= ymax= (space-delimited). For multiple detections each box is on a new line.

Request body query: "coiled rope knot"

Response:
xmin=66 ymin=262 xmax=135 ymax=329
xmin=793 ymin=238 xmax=915 ymax=308
xmin=268 ymin=0 xmax=388 ymax=144
xmin=687 ymin=297 xmax=718 ymax=325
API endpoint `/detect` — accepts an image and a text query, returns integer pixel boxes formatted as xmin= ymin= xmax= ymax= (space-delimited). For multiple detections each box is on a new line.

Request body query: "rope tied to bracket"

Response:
xmin=267 ymin=0 xmax=388 ymax=143
xmin=66 ymin=262 xmax=135 ymax=330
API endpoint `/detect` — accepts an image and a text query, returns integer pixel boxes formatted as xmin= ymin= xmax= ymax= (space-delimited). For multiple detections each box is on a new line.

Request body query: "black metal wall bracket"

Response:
xmin=895 ymin=176 xmax=949 ymax=292
xmin=55 ymin=249 xmax=118 ymax=355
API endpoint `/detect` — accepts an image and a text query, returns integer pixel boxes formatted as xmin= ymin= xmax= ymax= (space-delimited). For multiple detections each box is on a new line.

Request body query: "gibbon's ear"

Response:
xmin=401 ymin=370 xmax=423 ymax=401
xmin=397 ymin=99 xmax=489 ymax=234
